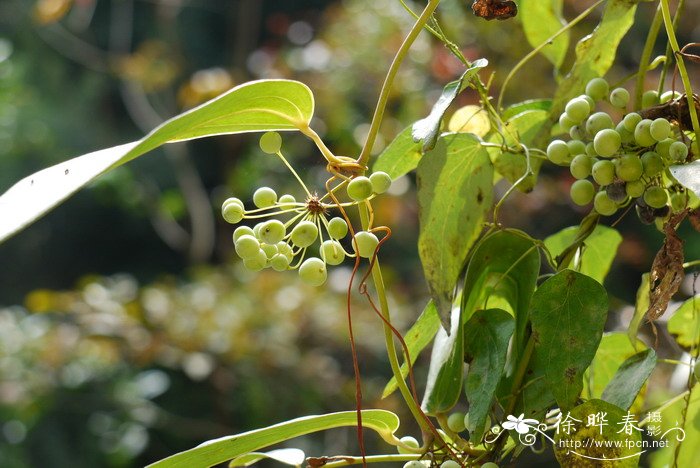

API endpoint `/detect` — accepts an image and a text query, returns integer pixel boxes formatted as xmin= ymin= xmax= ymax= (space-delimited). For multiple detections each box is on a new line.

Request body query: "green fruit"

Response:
xmin=243 ymin=249 xmax=268 ymax=271
xmin=609 ymin=87 xmax=629 ymax=108
xmin=670 ymin=192 xmax=687 ymax=212
xmin=353 ymin=231 xmax=379 ymax=258
xmin=481 ymin=463 xmax=500 ymax=468
xmin=259 ymin=131 xmax=282 ymax=154
xmin=586 ymin=112 xmax=614 ymax=135
xmin=626 ymin=180 xmax=645 ymax=198
xmin=585 ymin=77 xmax=609 ymax=101
xmin=641 ymin=151 xmax=664 ymax=176
xmin=290 ymin=221 xmax=318 ymax=247
xmin=660 ymin=90 xmax=681 ymax=103
xmin=403 ymin=462 xmax=423 ymax=468
xmin=546 ymin=139 xmax=570 ymax=165
xmin=567 ymin=139 xmax=586 ymax=155
xmin=253 ymin=187 xmax=277 ymax=208
xmin=579 ymin=94 xmax=596 ymax=110
xmin=615 ymin=121 xmax=635 ymax=145
xmin=642 ymin=90 xmax=660 ymax=108
xmin=592 ymin=160 xmax=615 ymax=186
xmin=615 ymin=154 xmax=643 ymax=181
xmin=565 ymin=97 xmax=591 ymax=122
xmin=397 ymin=436 xmax=420 ymax=455
xmin=585 ymin=142 xmax=597 ymax=157
xmin=261 ymin=243 xmax=278 ymax=259
xmin=233 ymin=225 xmax=255 ymax=241
xmin=370 ymin=171 xmax=392 ymax=194
xmin=270 ymin=253 xmax=290 ymax=271
xmin=277 ymin=241 xmax=294 ymax=260
xmin=570 ymin=154 xmax=594 ymax=179
xmin=644 ymin=186 xmax=668 ymax=209
xmin=594 ymin=191 xmax=618 ymax=216
xmin=569 ymin=125 xmax=585 ymax=140
xmin=298 ymin=257 xmax=327 ymax=286
xmin=347 ymin=176 xmax=373 ymax=201
xmin=320 ymin=240 xmax=345 ymax=265
xmin=570 ymin=180 xmax=595 ymax=206
xmin=559 ymin=113 xmax=576 ymax=132
xmin=650 ymin=118 xmax=671 ymax=141
xmin=440 ymin=462 xmax=460 ymax=468
xmin=222 ymin=201 xmax=245 ymax=224
xmin=223 ymin=196 xmax=244 ymax=210
xmin=328 ymin=217 xmax=349 ymax=239
xmin=634 ymin=119 xmax=656 ymax=147
xmin=259 ymin=220 xmax=286 ymax=244
xmin=669 ymin=141 xmax=689 ymax=162
xmin=655 ymin=138 xmax=674 ymax=159
xmin=622 ymin=112 xmax=642 ymax=132
xmin=278 ymin=194 xmax=296 ymax=206
xmin=235 ymin=234 xmax=261 ymax=258
xmin=593 ymin=129 xmax=621 ymax=157
xmin=447 ymin=412 xmax=466 ymax=433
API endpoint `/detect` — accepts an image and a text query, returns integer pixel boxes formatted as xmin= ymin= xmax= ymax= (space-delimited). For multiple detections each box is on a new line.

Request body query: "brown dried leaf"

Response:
xmin=647 ymin=211 xmax=687 ymax=322
xmin=689 ymin=209 xmax=700 ymax=233
xmin=472 ymin=0 xmax=518 ymax=21
xmin=639 ymin=94 xmax=700 ymax=133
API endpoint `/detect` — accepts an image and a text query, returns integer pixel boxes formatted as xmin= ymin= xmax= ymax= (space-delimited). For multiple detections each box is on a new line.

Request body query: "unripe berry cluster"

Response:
xmin=549 ymin=78 xmax=692 ymax=224
xmin=221 ymin=132 xmax=392 ymax=286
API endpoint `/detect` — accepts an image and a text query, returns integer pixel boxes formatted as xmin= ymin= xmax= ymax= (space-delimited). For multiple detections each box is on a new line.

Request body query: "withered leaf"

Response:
xmin=647 ymin=211 xmax=687 ymax=322
xmin=472 ymin=0 xmax=517 ymax=21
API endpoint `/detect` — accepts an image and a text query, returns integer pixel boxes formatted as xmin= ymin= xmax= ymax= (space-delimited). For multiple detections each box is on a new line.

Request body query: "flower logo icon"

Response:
xmin=502 ymin=414 xmax=539 ymax=434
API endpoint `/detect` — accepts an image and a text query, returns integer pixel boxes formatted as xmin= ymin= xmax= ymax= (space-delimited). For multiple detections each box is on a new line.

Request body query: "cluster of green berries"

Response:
xmin=548 ymin=78 xmax=691 ymax=224
xmin=221 ymin=132 xmax=393 ymax=286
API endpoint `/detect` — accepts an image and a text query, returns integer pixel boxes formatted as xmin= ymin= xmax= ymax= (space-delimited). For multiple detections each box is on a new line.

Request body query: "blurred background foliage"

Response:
xmin=0 ymin=0 xmax=698 ymax=466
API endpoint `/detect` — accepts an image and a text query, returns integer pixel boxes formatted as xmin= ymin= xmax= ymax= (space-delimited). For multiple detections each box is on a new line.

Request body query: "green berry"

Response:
xmin=261 ymin=243 xmax=278 ymax=258
xmin=290 ymin=221 xmax=318 ymax=248
xmin=650 ymin=118 xmax=671 ymax=141
xmin=615 ymin=154 xmax=643 ymax=181
xmin=243 ymin=249 xmax=268 ymax=271
xmin=347 ymin=176 xmax=373 ymax=201
xmin=609 ymin=87 xmax=629 ymax=108
xmin=669 ymin=141 xmax=689 ymax=162
xmin=353 ymin=231 xmax=379 ymax=258
xmin=253 ymin=187 xmax=277 ymax=208
xmin=403 ymin=462 xmax=423 ymax=468
xmin=259 ymin=220 xmax=286 ymax=244
xmin=328 ymin=217 xmax=349 ymax=239
xmin=233 ymin=225 xmax=255 ymax=241
xmin=570 ymin=180 xmax=595 ymax=206
xmin=593 ymin=129 xmax=621 ymax=157
xmin=277 ymin=242 xmax=294 ymax=260
xmin=481 ymin=463 xmax=500 ymax=468
xmin=259 ymin=131 xmax=282 ymax=154
xmin=643 ymin=186 xmax=668 ymax=209
xmin=585 ymin=142 xmax=597 ymax=157
xmin=615 ymin=121 xmax=635 ymax=145
xmin=370 ymin=171 xmax=392 ymax=194
xmin=660 ymin=90 xmax=681 ymax=103
xmin=567 ymin=140 xmax=586 ymax=155
xmin=447 ymin=412 xmax=466 ymax=433
xmin=594 ymin=191 xmax=618 ymax=216
xmin=298 ymin=257 xmax=327 ymax=286
xmin=586 ymin=112 xmax=614 ymax=135
xmin=579 ymin=94 xmax=596 ymax=110
xmin=235 ymin=235 xmax=261 ymax=259
xmin=626 ymin=180 xmax=645 ymax=198
xmin=270 ymin=253 xmax=290 ymax=271
xmin=670 ymin=192 xmax=687 ymax=212
xmin=586 ymin=77 xmax=609 ymax=101
xmin=622 ymin=112 xmax=642 ymax=132
xmin=222 ymin=201 xmax=245 ymax=224
xmin=320 ymin=240 xmax=345 ymax=266
xmin=592 ymin=160 xmax=615 ymax=186
xmin=440 ymin=462 xmax=460 ymax=468
xmin=546 ymin=139 xmax=571 ymax=165
xmin=397 ymin=436 xmax=419 ymax=455
xmin=655 ymin=138 xmax=674 ymax=159
xmin=559 ymin=113 xmax=576 ymax=132
xmin=570 ymin=154 xmax=594 ymax=179
xmin=641 ymin=151 xmax=664 ymax=176
xmin=642 ymin=90 xmax=660 ymax=108
xmin=634 ymin=119 xmax=656 ymax=147
xmin=223 ymin=196 xmax=244 ymax=210
xmin=278 ymin=194 xmax=296 ymax=206
xmin=569 ymin=125 xmax=585 ymax=140
xmin=565 ymin=97 xmax=591 ymax=123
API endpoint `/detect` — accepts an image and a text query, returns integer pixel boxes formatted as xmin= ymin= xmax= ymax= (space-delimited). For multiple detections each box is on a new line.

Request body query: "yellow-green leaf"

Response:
xmin=520 ymin=0 xmax=569 ymax=69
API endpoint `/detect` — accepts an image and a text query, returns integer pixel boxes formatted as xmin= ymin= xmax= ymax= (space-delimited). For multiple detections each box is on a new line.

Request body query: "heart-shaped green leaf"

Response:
xmin=601 ymin=349 xmax=656 ymax=410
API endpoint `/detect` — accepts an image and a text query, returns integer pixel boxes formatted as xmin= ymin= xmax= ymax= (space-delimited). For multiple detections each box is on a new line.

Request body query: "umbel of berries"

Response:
xmin=221 ymin=132 xmax=393 ymax=286
xmin=548 ymin=77 xmax=693 ymax=225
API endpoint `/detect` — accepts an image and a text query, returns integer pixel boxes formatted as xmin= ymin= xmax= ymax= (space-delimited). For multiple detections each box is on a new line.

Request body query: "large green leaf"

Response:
xmin=501 ymin=99 xmax=552 ymax=121
xmin=554 ymin=399 xmax=642 ymax=468
xmin=544 ymin=225 xmax=622 ymax=284
xmin=463 ymin=309 xmax=514 ymax=442
xmin=412 ymin=59 xmax=488 ymax=152
xmin=551 ymin=0 xmax=640 ymax=117
xmin=372 ymin=126 xmax=422 ymax=180
xmin=461 ymin=230 xmax=540 ymax=361
xmin=147 ymin=410 xmax=399 ymax=468
xmin=670 ymin=162 xmax=700 ymax=198
xmin=584 ymin=333 xmax=643 ymax=405
xmin=530 ymin=270 xmax=608 ymax=410
xmin=667 ymin=295 xmax=700 ymax=352
xmin=421 ymin=306 xmax=463 ymax=415
xmin=650 ymin=384 xmax=700 ymax=467
xmin=0 ymin=79 xmax=314 ymax=243
xmin=229 ymin=448 xmax=304 ymax=467
xmin=416 ymin=133 xmax=493 ymax=329
xmin=491 ymin=110 xmax=548 ymax=192
xmin=382 ymin=301 xmax=440 ymax=398
xmin=519 ymin=0 xmax=569 ymax=69
xmin=601 ymin=349 xmax=656 ymax=411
